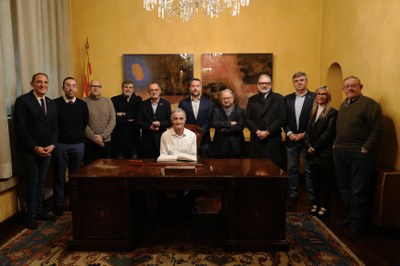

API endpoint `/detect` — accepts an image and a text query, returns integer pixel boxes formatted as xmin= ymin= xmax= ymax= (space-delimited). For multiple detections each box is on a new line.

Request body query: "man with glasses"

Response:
xmin=211 ymin=89 xmax=245 ymax=158
xmin=137 ymin=82 xmax=171 ymax=158
xmin=53 ymin=77 xmax=89 ymax=216
xmin=284 ymin=71 xmax=315 ymax=208
xmin=83 ymin=79 xmax=116 ymax=164
xmin=333 ymin=76 xmax=384 ymax=240
xmin=245 ymin=74 xmax=286 ymax=166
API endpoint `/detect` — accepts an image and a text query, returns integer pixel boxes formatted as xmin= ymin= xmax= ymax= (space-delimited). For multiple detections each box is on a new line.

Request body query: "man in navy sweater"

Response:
xmin=53 ymin=77 xmax=89 ymax=216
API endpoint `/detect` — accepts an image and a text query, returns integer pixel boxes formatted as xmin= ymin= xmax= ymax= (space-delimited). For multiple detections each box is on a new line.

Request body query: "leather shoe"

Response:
xmin=347 ymin=230 xmax=366 ymax=240
xmin=37 ymin=213 xmax=56 ymax=221
xmin=287 ymin=197 xmax=297 ymax=207
xmin=335 ymin=219 xmax=350 ymax=226
xmin=26 ymin=218 xmax=38 ymax=230
xmin=54 ymin=206 xmax=64 ymax=217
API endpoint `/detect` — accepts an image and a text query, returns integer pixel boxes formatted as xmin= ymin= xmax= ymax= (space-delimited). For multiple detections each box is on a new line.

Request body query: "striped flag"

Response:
xmin=83 ymin=38 xmax=92 ymax=97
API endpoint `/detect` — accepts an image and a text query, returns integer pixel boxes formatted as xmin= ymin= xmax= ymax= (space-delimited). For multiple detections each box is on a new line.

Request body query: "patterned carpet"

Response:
xmin=0 ymin=212 xmax=364 ymax=266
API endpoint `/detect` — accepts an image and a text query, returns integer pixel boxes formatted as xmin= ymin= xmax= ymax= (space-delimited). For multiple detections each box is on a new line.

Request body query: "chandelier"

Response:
xmin=143 ymin=0 xmax=250 ymax=22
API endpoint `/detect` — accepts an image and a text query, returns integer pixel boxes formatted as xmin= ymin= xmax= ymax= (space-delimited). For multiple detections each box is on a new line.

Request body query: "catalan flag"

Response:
xmin=83 ymin=38 xmax=92 ymax=97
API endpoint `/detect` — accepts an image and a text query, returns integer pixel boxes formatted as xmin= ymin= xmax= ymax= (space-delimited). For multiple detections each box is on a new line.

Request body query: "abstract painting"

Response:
xmin=123 ymin=54 xmax=194 ymax=100
xmin=201 ymin=53 xmax=273 ymax=109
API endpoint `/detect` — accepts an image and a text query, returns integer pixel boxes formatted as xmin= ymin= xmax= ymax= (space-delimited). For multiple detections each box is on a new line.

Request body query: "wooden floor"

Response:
xmin=1 ymin=182 xmax=400 ymax=265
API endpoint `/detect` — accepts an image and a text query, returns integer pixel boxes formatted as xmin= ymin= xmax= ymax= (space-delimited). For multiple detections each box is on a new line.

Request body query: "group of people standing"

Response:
xmin=13 ymin=71 xmax=383 ymax=241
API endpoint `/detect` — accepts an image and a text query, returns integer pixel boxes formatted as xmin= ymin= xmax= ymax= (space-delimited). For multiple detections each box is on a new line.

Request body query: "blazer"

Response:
xmin=178 ymin=96 xmax=213 ymax=145
xmin=305 ymin=107 xmax=338 ymax=165
xmin=137 ymin=98 xmax=171 ymax=149
xmin=245 ymin=92 xmax=286 ymax=163
xmin=111 ymin=93 xmax=142 ymax=150
xmin=284 ymin=90 xmax=315 ymax=147
xmin=13 ymin=90 xmax=58 ymax=153
xmin=211 ymin=104 xmax=245 ymax=156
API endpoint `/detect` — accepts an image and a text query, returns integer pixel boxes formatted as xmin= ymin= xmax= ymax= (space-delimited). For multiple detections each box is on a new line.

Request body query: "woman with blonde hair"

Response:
xmin=305 ymin=86 xmax=338 ymax=218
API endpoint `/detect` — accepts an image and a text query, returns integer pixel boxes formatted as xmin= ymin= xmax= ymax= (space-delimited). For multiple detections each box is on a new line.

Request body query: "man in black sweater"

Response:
xmin=53 ymin=77 xmax=89 ymax=216
xmin=333 ymin=75 xmax=384 ymax=240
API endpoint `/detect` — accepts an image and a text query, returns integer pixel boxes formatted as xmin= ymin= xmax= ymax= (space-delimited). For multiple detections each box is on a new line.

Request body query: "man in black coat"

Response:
xmin=137 ymin=82 xmax=171 ymax=158
xmin=111 ymin=80 xmax=142 ymax=159
xmin=245 ymin=74 xmax=286 ymax=166
xmin=211 ymin=88 xmax=245 ymax=158
xmin=13 ymin=73 xmax=58 ymax=229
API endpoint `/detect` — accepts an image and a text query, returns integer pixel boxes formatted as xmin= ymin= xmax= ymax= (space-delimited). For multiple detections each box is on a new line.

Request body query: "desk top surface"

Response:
xmin=70 ymin=158 xmax=288 ymax=179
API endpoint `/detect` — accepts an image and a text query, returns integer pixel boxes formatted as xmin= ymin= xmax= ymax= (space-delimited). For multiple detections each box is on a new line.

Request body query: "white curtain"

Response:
xmin=0 ymin=0 xmax=71 ymax=179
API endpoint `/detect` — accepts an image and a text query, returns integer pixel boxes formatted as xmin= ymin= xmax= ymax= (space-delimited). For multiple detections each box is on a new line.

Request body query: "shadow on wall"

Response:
xmin=378 ymin=114 xmax=398 ymax=169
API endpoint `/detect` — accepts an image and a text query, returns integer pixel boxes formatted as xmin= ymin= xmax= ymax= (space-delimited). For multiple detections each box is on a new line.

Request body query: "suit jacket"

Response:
xmin=178 ymin=96 xmax=213 ymax=145
xmin=245 ymin=92 xmax=286 ymax=164
xmin=305 ymin=107 xmax=338 ymax=165
xmin=137 ymin=98 xmax=171 ymax=150
xmin=111 ymin=93 xmax=142 ymax=150
xmin=284 ymin=90 xmax=315 ymax=147
xmin=13 ymin=90 xmax=58 ymax=153
xmin=211 ymin=104 xmax=245 ymax=156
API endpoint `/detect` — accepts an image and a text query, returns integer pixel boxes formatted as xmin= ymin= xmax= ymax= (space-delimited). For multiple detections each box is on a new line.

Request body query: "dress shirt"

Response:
xmin=294 ymin=92 xmax=306 ymax=130
xmin=159 ymin=127 xmax=197 ymax=157
xmin=191 ymin=96 xmax=200 ymax=119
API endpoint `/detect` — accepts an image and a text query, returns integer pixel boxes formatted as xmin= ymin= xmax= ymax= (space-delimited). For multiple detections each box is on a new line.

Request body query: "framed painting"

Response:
xmin=123 ymin=54 xmax=194 ymax=101
xmin=201 ymin=53 xmax=273 ymax=109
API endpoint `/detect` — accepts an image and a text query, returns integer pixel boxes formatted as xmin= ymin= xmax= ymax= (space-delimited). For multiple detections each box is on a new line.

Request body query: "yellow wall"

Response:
xmin=320 ymin=0 xmax=400 ymax=169
xmin=0 ymin=189 xmax=19 ymax=221
xmin=69 ymin=0 xmax=400 ymax=169
xmin=70 ymin=0 xmax=322 ymax=99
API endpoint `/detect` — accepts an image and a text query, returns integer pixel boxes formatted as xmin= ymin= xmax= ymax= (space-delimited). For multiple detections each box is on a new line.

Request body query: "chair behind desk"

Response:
xmin=185 ymin=124 xmax=202 ymax=152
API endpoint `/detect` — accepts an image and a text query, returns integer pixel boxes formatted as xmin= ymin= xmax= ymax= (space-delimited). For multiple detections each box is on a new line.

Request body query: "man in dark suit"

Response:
xmin=245 ymin=74 xmax=286 ymax=166
xmin=178 ymin=78 xmax=213 ymax=157
xmin=211 ymin=88 xmax=245 ymax=158
xmin=111 ymin=80 xmax=142 ymax=159
xmin=13 ymin=73 xmax=58 ymax=229
xmin=284 ymin=71 xmax=315 ymax=208
xmin=137 ymin=82 xmax=171 ymax=158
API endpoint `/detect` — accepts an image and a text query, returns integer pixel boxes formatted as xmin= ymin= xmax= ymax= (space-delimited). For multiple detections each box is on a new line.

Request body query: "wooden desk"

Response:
xmin=69 ymin=158 xmax=289 ymax=251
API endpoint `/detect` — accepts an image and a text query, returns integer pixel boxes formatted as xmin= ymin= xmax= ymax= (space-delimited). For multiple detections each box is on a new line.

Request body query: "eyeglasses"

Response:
xmin=90 ymin=85 xmax=102 ymax=88
xmin=258 ymin=82 xmax=271 ymax=86
xmin=221 ymin=97 xmax=233 ymax=100
xmin=343 ymin=84 xmax=360 ymax=90
xmin=316 ymin=93 xmax=328 ymax=97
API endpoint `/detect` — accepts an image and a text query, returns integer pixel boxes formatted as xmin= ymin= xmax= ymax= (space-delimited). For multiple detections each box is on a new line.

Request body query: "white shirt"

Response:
xmin=159 ymin=127 xmax=197 ymax=157
xmin=191 ymin=96 xmax=200 ymax=119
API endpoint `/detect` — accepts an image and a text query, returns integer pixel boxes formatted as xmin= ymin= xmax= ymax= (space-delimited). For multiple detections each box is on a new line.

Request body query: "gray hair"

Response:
xmin=171 ymin=108 xmax=186 ymax=120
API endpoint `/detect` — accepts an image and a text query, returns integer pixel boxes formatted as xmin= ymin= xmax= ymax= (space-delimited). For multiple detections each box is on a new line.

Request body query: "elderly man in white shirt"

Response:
xmin=158 ymin=108 xmax=197 ymax=161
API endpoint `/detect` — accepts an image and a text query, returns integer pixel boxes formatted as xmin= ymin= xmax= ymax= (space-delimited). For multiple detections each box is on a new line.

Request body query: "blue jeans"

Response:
xmin=287 ymin=142 xmax=313 ymax=199
xmin=20 ymin=152 xmax=51 ymax=218
xmin=53 ymin=143 xmax=85 ymax=207
xmin=333 ymin=147 xmax=376 ymax=232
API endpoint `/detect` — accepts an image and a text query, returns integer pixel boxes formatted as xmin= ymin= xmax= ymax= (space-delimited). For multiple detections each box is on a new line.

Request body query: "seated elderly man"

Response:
xmin=158 ymin=108 xmax=197 ymax=162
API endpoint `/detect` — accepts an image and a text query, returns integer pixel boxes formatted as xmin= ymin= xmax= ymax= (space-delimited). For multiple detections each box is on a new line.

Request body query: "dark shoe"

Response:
xmin=54 ymin=206 xmax=64 ymax=217
xmin=309 ymin=205 xmax=318 ymax=215
xmin=347 ymin=230 xmax=366 ymax=240
xmin=335 ymin=219 xmax=350 ymax=226
xmin=26 ymin=218 xmax=38 ymax=230
xmin=287 ymin=197 xmax=297 ymax=207
xmin=37 ymin=212 xmax=56 ymax=221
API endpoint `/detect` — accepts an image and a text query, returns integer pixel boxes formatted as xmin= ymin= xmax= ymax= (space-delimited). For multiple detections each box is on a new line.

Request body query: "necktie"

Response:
xmin=40 ymin=98 xmax=46 ymax=114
